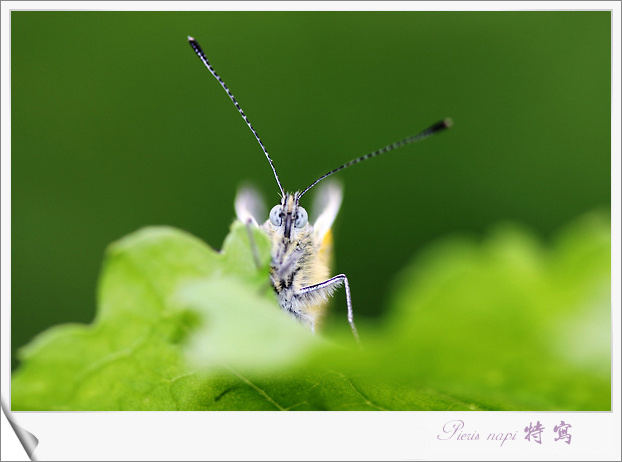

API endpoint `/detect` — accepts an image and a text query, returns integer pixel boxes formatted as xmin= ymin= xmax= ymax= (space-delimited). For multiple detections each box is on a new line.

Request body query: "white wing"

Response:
xmin=311 ymin=180 xmax=343 ymax=241
xmin=235 ymin=184 xmax=266 ymax=227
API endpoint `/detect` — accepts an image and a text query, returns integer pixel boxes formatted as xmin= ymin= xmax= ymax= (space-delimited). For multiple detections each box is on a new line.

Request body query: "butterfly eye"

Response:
xmin=269 ymin=205 xmax=283 ymax=226
xmin=295 ymin=207 xmax=308 ymax=228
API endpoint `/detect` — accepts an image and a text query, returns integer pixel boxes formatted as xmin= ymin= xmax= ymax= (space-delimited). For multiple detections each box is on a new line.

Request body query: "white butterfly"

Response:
xmin=236 ymin=181 xmax=348 ymax=336
xmin=188 ymin=36 xmax=451 ymax=340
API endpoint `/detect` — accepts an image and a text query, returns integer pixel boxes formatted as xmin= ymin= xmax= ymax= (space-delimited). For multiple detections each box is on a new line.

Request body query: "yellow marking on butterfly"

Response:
xmin=188 ymin=36 xmax=452 ymax=341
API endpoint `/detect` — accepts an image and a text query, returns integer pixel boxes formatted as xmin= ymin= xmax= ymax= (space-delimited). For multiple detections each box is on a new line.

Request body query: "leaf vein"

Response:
xmin=225 ymin=365 xmax=286 ymax=411
xmin=335 ymin=372 xmax=389 ymax=411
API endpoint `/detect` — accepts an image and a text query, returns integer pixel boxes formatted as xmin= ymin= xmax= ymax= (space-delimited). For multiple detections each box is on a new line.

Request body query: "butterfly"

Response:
xmin=188 ymin=36 xmax=451 ymax=341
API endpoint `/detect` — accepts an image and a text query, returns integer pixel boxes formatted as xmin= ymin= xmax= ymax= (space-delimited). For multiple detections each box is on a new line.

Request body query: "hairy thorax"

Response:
xmin=262 ymin=194 xmax=332 ymax=328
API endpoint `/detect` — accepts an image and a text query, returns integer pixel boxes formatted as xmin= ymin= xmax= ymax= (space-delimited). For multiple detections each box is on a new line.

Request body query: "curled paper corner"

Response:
xmin=1 ymin=398 xmax=39 ymax=460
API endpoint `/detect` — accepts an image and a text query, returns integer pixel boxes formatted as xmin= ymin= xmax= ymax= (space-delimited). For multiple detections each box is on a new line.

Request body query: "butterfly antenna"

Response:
xmin=297 ymin=118 xmax=453 ymax=201
xmin=188 ymin=36 xmax=285 ymax=197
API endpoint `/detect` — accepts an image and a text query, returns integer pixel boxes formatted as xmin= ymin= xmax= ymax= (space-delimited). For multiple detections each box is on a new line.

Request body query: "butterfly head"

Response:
xmin=268 ymin=192 xmax=309 ymax=240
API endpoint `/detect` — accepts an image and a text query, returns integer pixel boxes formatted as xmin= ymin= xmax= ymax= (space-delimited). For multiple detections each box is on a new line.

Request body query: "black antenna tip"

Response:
xmin=429 ymin=117 xmax=453 ymax=133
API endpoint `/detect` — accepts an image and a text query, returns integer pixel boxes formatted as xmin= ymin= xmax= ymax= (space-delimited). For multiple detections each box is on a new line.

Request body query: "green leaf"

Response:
xmin=11 ymin=212 xmax=610 ymax=410
xmin=179 ymin=277 xmax=320 ymax=373
xmin=10 ymin=222 xmax=279 ymax=410
xmin=367 ymin=211 xmax=611 ymax=410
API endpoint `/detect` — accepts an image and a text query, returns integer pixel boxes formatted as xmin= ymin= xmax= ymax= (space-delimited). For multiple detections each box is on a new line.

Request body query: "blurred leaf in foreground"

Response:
xmin=11 ymin=212 xmax=610 ymax=410
xmin=365 ymin=210 xmax=611 ymax=410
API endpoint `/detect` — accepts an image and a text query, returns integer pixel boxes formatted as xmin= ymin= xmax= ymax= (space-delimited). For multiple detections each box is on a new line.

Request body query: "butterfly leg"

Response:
xmin=243 ymin=220 xmax=262 ymax=270
xmin=243 ymin=220 xmax=275 ymax=298
xmin=295 ymin=274 xmax=359 ymax=343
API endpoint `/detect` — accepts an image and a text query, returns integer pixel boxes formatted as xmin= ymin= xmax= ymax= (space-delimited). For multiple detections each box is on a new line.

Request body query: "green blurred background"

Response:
xmin=11 ymin=11 xmax=610 ymax=370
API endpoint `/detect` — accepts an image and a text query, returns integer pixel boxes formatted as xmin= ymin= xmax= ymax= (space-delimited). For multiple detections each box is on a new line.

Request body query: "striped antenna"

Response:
xmin=188 ymin=36 xmax=285 ymax=197
xmin=297 ymin=118 xmax=453 ymax=201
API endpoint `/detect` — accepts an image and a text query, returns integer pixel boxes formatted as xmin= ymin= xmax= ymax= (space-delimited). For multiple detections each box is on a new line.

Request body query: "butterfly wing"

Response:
xmin=235 ymin=184 xmax=267 ymax=226
xmin=302 ymin=181 xmax=343 ymax=326
xmin=312 ymin=180 xmax=343 ymax=242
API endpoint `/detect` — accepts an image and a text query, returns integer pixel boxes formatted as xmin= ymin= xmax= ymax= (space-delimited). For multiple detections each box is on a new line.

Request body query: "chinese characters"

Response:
xmin=524 ymin=421 xmax=572 ymax=445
